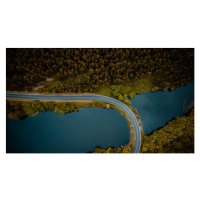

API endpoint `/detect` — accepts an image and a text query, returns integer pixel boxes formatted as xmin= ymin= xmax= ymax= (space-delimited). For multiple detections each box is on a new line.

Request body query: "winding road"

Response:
xmin=6 ymin=93 xmax=141 ymax=153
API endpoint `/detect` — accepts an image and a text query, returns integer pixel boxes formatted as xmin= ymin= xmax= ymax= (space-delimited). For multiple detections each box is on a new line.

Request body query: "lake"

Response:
xmin=6 ymin=107 xmax=130 ymax=153
xmin=129 ymin=82 xmax=194 ymax=135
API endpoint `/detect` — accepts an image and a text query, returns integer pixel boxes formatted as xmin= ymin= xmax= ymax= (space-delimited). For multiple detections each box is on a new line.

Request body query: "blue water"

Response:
xmin=129 ymin=82 xmax=194 ymax=135
xmin=6 ymin=107 xmax=130 ymax=153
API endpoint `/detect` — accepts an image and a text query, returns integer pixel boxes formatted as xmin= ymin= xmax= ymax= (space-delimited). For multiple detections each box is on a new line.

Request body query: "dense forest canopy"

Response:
xmin=141 ymin=109 xmax=194 ymax=153
xmin=6 ymin=48 xmax=194 ymax=95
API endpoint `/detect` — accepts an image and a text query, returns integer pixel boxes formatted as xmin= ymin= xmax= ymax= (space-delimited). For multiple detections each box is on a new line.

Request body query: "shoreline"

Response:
xmin=31 ymin=111 xmax=39 ymax=117
xmin=185 ymin=100 xmax=194 ymax=114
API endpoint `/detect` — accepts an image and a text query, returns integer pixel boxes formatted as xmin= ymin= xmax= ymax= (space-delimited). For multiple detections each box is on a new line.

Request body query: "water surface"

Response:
xmin=130 ymin=82 xmax=194 ymax=135
xmin=6 ymin=107 xmax=130 ymax=153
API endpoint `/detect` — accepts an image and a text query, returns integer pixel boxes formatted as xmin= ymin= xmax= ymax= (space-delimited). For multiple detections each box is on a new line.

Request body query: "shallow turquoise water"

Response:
xmin=129 ymin=82 xmax=194 ymax=135
xmin=6 ymin=107 xmax=130 ymax=153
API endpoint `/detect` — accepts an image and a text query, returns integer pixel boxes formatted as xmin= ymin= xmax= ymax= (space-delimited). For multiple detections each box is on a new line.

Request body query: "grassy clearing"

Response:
xmin=96 ymin=86 xmax=112 ymax=96
xmin=96 ymin=75 xmax=155 ymax=98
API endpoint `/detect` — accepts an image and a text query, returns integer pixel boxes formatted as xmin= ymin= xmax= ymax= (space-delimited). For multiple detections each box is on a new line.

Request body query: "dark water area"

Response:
xmin=130 ymin=82 xmax=194 ymax=135
xmin=6 ymin=82 xmax=194 ymax=153
xmin=6 ymin=108 xmax=130 ymax=153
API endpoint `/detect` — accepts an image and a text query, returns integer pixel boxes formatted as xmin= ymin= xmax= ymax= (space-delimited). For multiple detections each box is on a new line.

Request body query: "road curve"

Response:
xmin=6 ymin=93 xmax=141 ymax=153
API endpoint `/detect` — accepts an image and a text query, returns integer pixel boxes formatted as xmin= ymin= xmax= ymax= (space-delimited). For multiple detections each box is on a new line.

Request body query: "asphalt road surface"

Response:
xmin=6 ymin=93 xmax=141 ymax=153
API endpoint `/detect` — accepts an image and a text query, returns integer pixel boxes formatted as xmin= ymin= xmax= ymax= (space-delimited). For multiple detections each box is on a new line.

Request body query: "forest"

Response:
xmin=141 ymin=109 xmax=194 ymax=153
xmin=6 ymin=48 xmax=194 ymax=99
